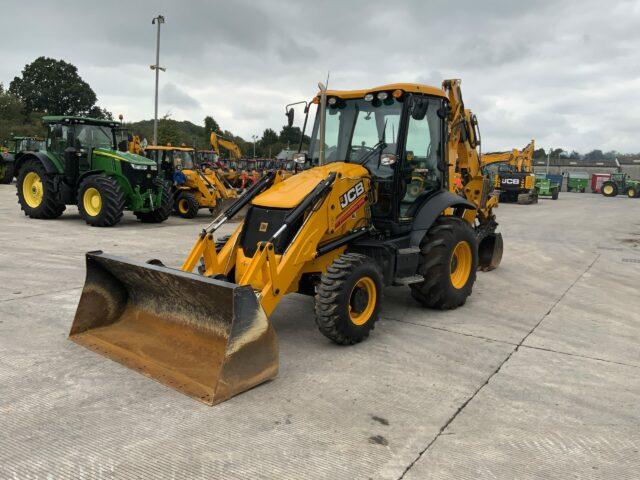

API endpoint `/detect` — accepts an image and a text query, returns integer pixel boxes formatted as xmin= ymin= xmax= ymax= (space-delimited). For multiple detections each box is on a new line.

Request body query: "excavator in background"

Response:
xmin=145 ymin=145 xmax=237 ymax=218
xmin=69 ymin=79 xmax=503 ymax=405
xmin=481 ymin=140 xmax=537 ymax=204
xmin=210 ymin=132 xmax=245 ymax=187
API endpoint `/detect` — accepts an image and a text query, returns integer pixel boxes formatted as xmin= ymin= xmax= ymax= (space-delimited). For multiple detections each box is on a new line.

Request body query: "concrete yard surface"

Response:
xmin=0 ymin=186 xmax=639 ymax=479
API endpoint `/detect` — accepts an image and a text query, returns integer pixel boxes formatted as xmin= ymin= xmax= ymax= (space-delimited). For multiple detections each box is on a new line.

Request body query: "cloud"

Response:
xmin=1 ymin=0 xmax=639 ymax=152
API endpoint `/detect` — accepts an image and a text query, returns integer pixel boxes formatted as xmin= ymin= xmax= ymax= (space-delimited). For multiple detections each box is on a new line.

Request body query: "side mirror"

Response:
xmin=380 ymin=153 xmax=397 ymax=166
xmin=411 ymin=98 xmax=429 ymax=120
xmin=286 ymin=108 xmax=294 ymax=128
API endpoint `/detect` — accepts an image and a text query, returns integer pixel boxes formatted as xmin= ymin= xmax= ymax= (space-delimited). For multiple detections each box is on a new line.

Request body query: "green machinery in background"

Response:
xmin=566 ymin=171 xmax=589 ymax=192
xmin=535 ymin=173 xmax=560 ymax=200
xmin=601 ymin=173 xmax=640 ymax=198
xmin=1 ymin=136 xmax=46 ymax=184
xmin=14 ymin=116 xmax=173 ymax=227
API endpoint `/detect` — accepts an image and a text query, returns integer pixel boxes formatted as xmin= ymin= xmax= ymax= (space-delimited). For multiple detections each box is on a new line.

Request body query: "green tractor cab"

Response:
xmin=14 ymin=116 xmax=173 ymax=227
xmin=566 ymin=171 xmax=589 ymax=192
xmin=535 ymin=174 xmax=560 ymax=200
xmin=601 ymin=173 xmax=640 ymax=198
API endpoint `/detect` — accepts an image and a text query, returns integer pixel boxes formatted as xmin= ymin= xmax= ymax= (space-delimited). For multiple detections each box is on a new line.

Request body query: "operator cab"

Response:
xmin=305 ymin=86 xmax=447 ymax=233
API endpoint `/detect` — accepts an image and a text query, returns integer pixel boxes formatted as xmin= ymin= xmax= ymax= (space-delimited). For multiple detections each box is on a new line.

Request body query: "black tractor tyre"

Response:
xmin=135 ymin=181 xmax=173 ymax=223
xmin=601 ymin=181 xmax=618 ymax=197
xmin=1 ymin=163 xmax=14 ymax=184
xmin=314 ymin=253 xmax=383 ymax=345
xmin=77 ymin=175 xmax=125 ymax=227
xmin=410 ymin=216 xmax=478 ymax=310
xmin=580 ymin=187 xmax=586 ymax=193
xmin=626 ymin=186 xmax=638 ymax=198
xmin=552 ymin=187 xmax=559 ymax=200
xmin=174 ymin=191 xmax=200 ymax=218
xmin=16 ymin=160 xmax=66 ymax=219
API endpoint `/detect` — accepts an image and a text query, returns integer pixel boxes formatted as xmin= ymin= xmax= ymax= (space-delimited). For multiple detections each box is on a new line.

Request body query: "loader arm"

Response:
xmin=210 ymin=132 xmax=242 ymax=161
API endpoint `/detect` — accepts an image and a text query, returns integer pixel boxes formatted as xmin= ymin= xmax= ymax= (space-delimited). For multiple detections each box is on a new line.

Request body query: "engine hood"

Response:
xmin=252 ymin=162 xmax=368 ymax=209
xmin=94 ymin=148 xmax=156 ymax=166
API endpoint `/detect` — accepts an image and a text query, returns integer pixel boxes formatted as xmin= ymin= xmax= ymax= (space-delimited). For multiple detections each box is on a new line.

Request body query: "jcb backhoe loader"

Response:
xmin=69 ymin=80 xmax=503 ymax=405
xmin=210 ymin=132 xmax=245 ymax=188
xmin=481 ymin=140 xmax=537 ymax=204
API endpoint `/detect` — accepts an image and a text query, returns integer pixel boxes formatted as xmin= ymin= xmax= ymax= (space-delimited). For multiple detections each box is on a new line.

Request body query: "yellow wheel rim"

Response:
xmin=23 ymin=172 xmax=43 ymax=208
xmin=178 ymin=199 xmax=189 ymax=214
xmin=348 ymin=277 xmax=377 ymax=326
xmin=603 ymin=185 xmax=613 ymax=195
xmin=82 ymin=187 xmax=102 ymax=217
xmin=628 ymin=189 xmax=635 ymax=198
xmin=450 ymin=241 xmax=473 ymax=289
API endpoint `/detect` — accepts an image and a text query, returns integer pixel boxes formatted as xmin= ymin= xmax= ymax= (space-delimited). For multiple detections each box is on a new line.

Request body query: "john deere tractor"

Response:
xmin=15 ymin=116 xmax=172 ymax=227
xmin=601 ymin=173 xmax=640 ymax=198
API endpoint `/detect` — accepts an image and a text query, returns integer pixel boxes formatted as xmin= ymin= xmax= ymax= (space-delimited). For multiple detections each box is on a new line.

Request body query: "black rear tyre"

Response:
xmin=16 ymin=160 xmax=65 ymax=219
xmin=174 ymin=191 xmax=199 ymax=218
xmin=410 ymin=216 xmax=478 ymax=310
xmin=135 ymin=180 xmax=173 ymax=223
xmin=315 ymin=253 xmax=383 ymax=345
xmin=601 ymin=181 xmax=617 ymax=197
xmin=77 ymin=175 xmax=125 ymax=227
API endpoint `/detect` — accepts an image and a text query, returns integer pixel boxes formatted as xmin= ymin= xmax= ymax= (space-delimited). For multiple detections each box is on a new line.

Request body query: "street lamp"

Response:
xmin=547 ymin=147 xmax=552 ymax=175
xmin=251 ymin=135 xmax=258 ymax=158
xmin=151 ymin=15 xmax=166 ymax=146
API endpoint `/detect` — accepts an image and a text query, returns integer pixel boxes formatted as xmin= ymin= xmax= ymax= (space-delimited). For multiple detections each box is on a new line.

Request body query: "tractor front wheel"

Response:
xmin=601 ymin=182 xmax=617 ymax=197
xmin=552 ymin=187 xmax=559 ymax=200
xmin=16 ymin=160 xmax=65 ymax=219
xmin=315 ymin=253 xmax=383 ymax=345
xmin=410 ymin=216 xmax=478 ymax=310
xmin=135 ymin=181 xmax=173 ymax=223
xmin=77 ymin=175 xmax=125 ymax=227
xmin=174 ymin=191 xmax=200 ymax=218
xmin=1 ymin=163 xmax=14 ymax=184
xmin=627 ymin=186 xmax=638 ymax=198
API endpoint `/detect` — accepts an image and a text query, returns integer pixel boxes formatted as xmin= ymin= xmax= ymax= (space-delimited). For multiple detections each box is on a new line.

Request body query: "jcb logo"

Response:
xmin=502 ymin=178 xmax=520 ymax=185
xmin=339 ymin=181 xmax=365 ymax=209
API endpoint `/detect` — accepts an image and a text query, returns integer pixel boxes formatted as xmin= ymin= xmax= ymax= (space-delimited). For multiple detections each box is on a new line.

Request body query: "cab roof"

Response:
xmin=42 ymin=116 xmax=120 ymax=128
xmin=145 ymin=145 xmax=194 ymax=152
xmin=319 ymin=83 xmax=447 ymax=100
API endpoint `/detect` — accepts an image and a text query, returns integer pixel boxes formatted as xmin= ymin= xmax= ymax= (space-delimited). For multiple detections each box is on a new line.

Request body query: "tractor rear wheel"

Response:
xmin=601 ymin=182 xmax=617 ymax=197
xmin=175 ymin=191 xmax=199 ymax=218
xmin=315 ymin=253 xmax=383 ymax=345
xmin=77 ymin=175 xmax=125 ymax=227
xmin=135 ymin=180 xmax=173 ymax=223
xmin=16 ymin=160 xmax=65 ymax=219
xmin=410 ymin=216 xmax=478 ymax=310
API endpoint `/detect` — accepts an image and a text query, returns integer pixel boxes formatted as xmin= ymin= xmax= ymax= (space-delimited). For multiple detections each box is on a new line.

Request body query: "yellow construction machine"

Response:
xmin=146 ymin=145 xmax=237 ymax=218
xmin=210 ymin=132 xmax=245 ymax=187
xmin=482 ymin=140 xmax=537 ymax=204
xmin=69 ymin=79 xmax=503 ymax=405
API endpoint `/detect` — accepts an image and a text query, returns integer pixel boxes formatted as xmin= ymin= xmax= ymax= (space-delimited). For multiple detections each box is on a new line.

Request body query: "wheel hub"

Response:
xmin=348 ymin=277 xmax=376 ymax=326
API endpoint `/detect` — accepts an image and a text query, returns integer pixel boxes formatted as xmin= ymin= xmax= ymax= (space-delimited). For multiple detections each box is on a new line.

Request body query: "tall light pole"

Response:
xmin=151 ymin=15 xmax=166 ymax=146
xmin=251 ymin=135 xmax=258 ymax=158
xmin=547 ymin=147 xmax=552 ymax=175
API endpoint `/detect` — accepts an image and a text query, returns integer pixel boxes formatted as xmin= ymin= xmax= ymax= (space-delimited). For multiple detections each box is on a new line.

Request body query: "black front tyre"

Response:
xmin=1 ymin=163 xmax=14 ymax=184
xmin=626 ymin=186 xmax=638 ymax=199
xmin=174 ymin=191 xmax=200 ymax=218
xmin=16 ymin=160 xmax=65 ymax=219
xmin=77 ymin=175 xmax=125 ymax=227
xmin=410 ymin=216 xmax=478 ymax=310
xmin=315 ymin=253 xmax=383 ymax=345
xmin=135 ymin=181 xmax=173 ymax=223
xmin=551 ymin=188 xmax=559 ymax=200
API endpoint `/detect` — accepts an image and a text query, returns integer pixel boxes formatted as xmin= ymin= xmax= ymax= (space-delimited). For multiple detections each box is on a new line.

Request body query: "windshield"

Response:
xmin=74 ymin=125 xmax=114 ymax=149
xmin=173 ymin=151 xmax=195 ymax=170
xmin=309 ymin=97 xmax=402 ymax=167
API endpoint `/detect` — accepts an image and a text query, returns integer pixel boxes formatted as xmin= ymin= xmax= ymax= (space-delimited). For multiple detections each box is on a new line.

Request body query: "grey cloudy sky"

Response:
xmin=1 ymin=0 xmax=639 ymax=153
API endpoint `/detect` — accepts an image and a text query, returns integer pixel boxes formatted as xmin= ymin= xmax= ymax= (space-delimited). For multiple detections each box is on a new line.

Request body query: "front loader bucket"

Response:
xmin=478 ymin=232 xmax=503 ymax=271
xmin=69 ymin=252 xmax=278 ymax=405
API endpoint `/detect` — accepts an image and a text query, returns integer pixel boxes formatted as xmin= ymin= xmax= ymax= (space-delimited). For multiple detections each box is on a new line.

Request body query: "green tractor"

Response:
xmin=601 ymin=173 xmax=640 ymax=198
xmin=1 ymin=136 xmax=46 ymax=184
xmin=14 ymin=116 xmax=173 ymax=226
xmin=535 ymin=174 xmax=560 ymax=200
xmin=566 ymin=171 xmax=589 ymax=192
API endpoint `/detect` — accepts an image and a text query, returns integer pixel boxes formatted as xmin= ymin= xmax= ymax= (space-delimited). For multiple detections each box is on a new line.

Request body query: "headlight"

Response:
xmin=377 ymin=92 xmax=388 ymax=100
xmin=293 ymin=153 xmax=307 ymax=164
xmin=130 ymin=163 xmax=148 ymax=170
xmin=364 ymin=93 xmax=374 ymax=101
